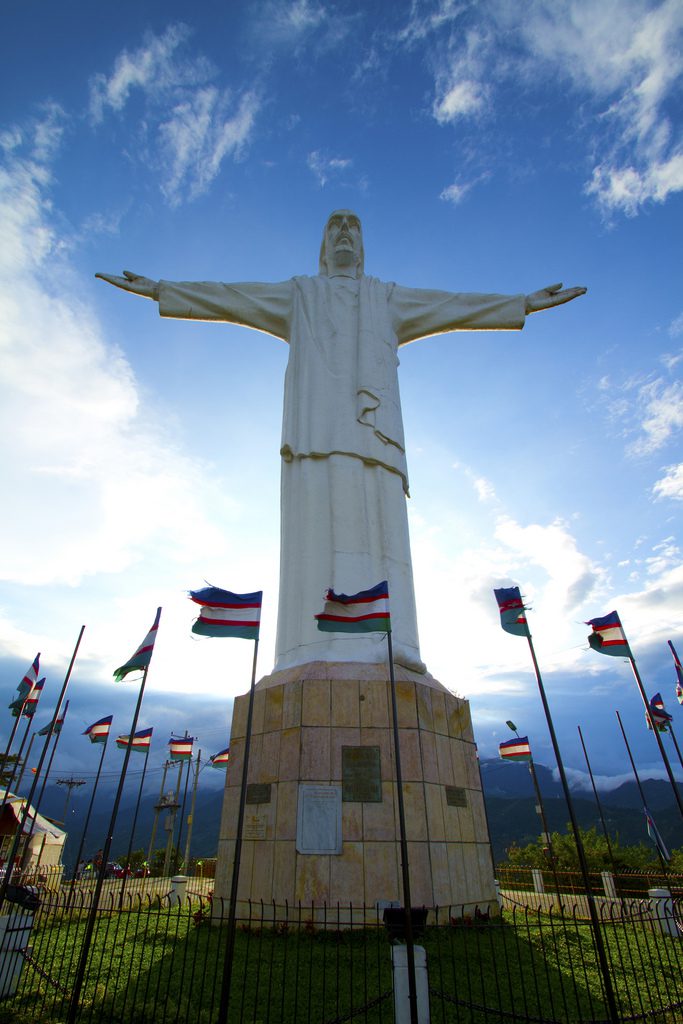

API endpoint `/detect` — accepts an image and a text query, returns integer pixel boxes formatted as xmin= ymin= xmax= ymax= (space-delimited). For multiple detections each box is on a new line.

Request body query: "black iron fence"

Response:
xmin=1 ymin=879 xmax=682 ymax=1023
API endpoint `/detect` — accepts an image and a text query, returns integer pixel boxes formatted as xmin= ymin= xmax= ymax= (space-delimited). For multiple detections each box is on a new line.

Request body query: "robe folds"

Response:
xmin=158 ymin=274 xmax=525 ymax=673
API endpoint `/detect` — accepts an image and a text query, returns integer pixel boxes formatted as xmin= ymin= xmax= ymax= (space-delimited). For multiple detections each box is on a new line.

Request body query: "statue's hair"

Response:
xmin=319 ymin=210 xmax=364 ymax=277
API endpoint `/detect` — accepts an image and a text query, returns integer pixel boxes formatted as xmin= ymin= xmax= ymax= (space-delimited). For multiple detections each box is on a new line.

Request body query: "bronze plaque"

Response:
xmin=246 ymin=783 xmax=272 ymax=805
xmin=342 ymin=746 xmax=382 ymax=802
xmin=445 ymin=786 xmax=468 ymax=808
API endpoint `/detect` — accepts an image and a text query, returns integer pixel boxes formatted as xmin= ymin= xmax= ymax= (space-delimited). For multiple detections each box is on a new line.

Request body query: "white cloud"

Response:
xmin=88 ymin=26 xmax=261 ymax=207
xmin=412 ymin=0 xmax=683 ymax=216
xmin=160 ymin=88 xmax=261 ymax=206
xmin=629 ymin=379 xmax=683 ymax=455
xmin=653 ymin=463 xmax=683 ymax=500
xmin=307 ymin=150 xmax=353 ymax=187
xmin=0 ymin=117 xmax=234 ymax=589
xmin=89 ymin=24 xmax=197 ymax=123
xmin=669 ymin=315 xmax=683 ymax=338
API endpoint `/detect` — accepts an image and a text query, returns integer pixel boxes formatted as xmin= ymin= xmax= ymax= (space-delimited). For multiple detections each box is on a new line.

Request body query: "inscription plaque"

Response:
xmin=243 ymin=813 xmax=267 ymax=840
xmin=246 ymin=783 xmax=272 ymax=805
xmin=296 ymin=785 xmax=342 ymax=854
xmin=445 ymin=786 xmax=468 ymax=808
xmin=342 ymin=746 xmax=382 ymax=802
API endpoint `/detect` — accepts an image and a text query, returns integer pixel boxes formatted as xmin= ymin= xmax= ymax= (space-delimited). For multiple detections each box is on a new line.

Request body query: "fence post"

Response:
xmin=601 ymin=872 xmax=617 ymax=899
xmin=391 ymin=944 xmax=430 ymax=1024
xmin=648 ymin=888 xmax=679 ymax=938
xmin=531 ymin=869 xmax=545 ymax=894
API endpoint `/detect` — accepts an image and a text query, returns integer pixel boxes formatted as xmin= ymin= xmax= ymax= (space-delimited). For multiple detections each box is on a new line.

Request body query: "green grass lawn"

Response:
xmin=3 ymin=905 xmax=682 ymax=1023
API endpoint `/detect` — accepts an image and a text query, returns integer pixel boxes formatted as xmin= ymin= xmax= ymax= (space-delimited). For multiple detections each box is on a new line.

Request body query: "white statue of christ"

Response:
xmin=98 ymin=210 xmax=585 ymax=675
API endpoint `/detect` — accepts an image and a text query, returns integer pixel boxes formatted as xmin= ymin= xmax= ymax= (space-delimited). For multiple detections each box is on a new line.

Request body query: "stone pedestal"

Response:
xmin=213 ymin=662 xmax=496 ymax=914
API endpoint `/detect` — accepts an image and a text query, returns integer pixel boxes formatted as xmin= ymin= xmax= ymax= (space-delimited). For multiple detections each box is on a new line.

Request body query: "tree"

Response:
xmin=500 ymin=826 xmax=676 ymax=872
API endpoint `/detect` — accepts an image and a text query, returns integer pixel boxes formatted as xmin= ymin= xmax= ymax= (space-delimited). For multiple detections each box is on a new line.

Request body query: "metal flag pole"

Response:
xmin=217 ymin=636 xmax=260 ymax=1024
xmin=147 ymin=760 xmax=170 ymax=868
xmin=70 ymin=730 xmax=111 ymax=887
xmin=523 ymin=629 xmax=620 ymax=1024
xmin=386 ymin=627 xmax=419 ymax=1024
xmin=577 ymin=725 xmax=621 ymax=884
xmin=0 ymin=627 xmax=85 ymax=908
xmin=66 ymin=609 xmax=161 ymax=1024
xmin=119 ymin=737 xmax=152 ymax=907
xmin=174 ymin=731 xmax=193 ymax=872
xmin=616 ymin=711 xmax=670 ymax=876
xmin=504 ymin=722 xmax=563 ymax=907
xmin=30 ymin=701 xmax=71 ymax=836
xmin=182 ymin=749 xmax=201 ymax=872
xmin=1 ymin=710 xmax=34 ymax=809
xmin=623 ymin=640 xmax=683 ymax=818
xmin=13 ymin=730 xmax=36 ymax=795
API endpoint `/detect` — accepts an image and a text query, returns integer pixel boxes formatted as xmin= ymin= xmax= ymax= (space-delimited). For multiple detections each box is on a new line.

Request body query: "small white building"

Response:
xmin=0 ymin=790 xmax=66 ymax=876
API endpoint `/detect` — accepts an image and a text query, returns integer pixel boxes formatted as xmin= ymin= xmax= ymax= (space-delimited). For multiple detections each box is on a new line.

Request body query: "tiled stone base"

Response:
xmin=213 ymin=662 xmax=496 ymax=914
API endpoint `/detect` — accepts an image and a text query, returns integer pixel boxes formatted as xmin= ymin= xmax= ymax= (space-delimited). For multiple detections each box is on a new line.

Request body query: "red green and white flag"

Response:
xmin=586 ymin=611 xmax=630 ymax=657
xmin=169 ymin=736 xmax=194 ymax=761
xmin=668 ymin=641 xmax=683 ymax=704
xmin=114 ymin=607 xmax=162 ymax=681
xmin=315 ymin=581 xmax=390 ymax=633
xmin=10 ymin=653 xmax=40 ymax=713
xmin=116 ymin=727 xmax=153 ymax=752
xmin=210 ymin=748 xmax=230 ymax=768
xmin=38 ymin=700 xmax=68 ymax=736
xmin=493 ymin=587 xmax=530 ymax=637
xmin=499 ymin=737 xmax=532 ymax=762
xmin=18 ymin=677 xmax=45 ymax=718
xmin=189 ymin=586 xmax=262 ymax=640
xmin=84 ymin=715 xmax=113 ymax=743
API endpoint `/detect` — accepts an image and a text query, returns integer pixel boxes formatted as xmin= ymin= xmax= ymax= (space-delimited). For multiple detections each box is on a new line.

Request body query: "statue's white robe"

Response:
xmin=158 ymin=274 xmax=525 ymax=672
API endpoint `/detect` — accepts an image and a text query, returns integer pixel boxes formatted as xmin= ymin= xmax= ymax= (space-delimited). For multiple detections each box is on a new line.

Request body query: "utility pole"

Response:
xmin=56 ymin=777 xmax=86 ymax=825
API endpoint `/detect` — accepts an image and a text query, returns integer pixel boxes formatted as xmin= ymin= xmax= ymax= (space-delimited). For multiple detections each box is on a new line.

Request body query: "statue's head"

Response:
xmin=319 ymin=210 xmax=364 ymax=278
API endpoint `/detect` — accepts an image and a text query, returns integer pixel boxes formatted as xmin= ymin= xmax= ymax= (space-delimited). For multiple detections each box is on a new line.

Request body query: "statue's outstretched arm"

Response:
xmin=525 ymin=282 xmax=586 ymax=314
xmin=96 ymin=270 xmax=159 ymax=301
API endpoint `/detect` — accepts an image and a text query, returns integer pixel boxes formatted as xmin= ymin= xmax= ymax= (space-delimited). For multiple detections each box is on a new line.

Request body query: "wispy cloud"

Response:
xmin=88 ymin=25 xmax=262 ymax=206
xmin=307 ymin=150 xmax=353 ymax=187
xmin=653 ymin=463 xmax=683 ymax=501
xmin=401 ymin=0 xmax=683 ymax=217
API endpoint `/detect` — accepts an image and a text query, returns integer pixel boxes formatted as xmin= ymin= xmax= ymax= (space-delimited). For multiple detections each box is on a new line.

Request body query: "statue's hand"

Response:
xmin=95 ymin=270 xmax=160 ymax=301
xmin=525 ymin=282 xmax=587 ymax=314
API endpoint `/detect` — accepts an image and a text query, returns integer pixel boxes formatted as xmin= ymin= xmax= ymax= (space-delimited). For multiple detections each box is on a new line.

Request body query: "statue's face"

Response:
xmin=321 ymin=210 xmax=363 ymax=276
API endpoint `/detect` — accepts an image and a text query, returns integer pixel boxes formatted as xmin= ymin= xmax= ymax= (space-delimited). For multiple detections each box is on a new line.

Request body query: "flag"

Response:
xmin=668 ymin=641 xmax=683 ymax=703
xmin=169 ymin=736 xmax=194 ymax=761
xmin=114 ymin=607 xmax=162 ymax=681
xmin=189 ymin=586 xmax=262 ymax=640
xmin=315 ymin=581 xmax=390 ymax=633
xmin=499 ymin=737 xmax=532 ymax=762
xmin=83 ymin=715 xmax=113 ymax=743
xmin=210 ymin=747 xmax=230 ymax=768
xmin=646 ymin=694 xmax=672 ymax=732
xmin=22 ymin=678 xmax=45 ymax=718
xmin=38 ymin=701 xmax=68 ymax=736
xmin=586 ymin=611 xmax=630 ymax=657
xmin=10 ymin=653 xmax=40 ymax=711
xmin=116 ymin=727 xmax=153 ymax=752
xmin=493 ymin=587 xmax=530 ymax=637
xmin=645 ymin=806 xmax=670 ymax=861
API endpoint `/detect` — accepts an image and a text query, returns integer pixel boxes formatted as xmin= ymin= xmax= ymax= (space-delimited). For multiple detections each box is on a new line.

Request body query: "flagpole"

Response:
xmin=174 ymin=731 xmax=193 ymax=873
xmin=386 ymin=628 xmax=419 ymax=1024
xmin=665 ymin=721 xmax=683 ymax=771
xmin=0 ymin=626 xmax=85 ymax=908
xmin=0 ymin=698 xmax=32 ymax=822
xmin=217 ymin=637 xmax=259 ymax=1024
xmin=119 ymin=740 xmax=151 ymax=907
xmin=30 ymin=700 xmax=70 ymax=838
xmin=147 ymin=760 xmax=170 ymax=868
xmin=616 ymin=711 xmax=670 ymax=876
xmin=577 ymin=726 xmax=621 ymax=887
xmin=183 ymin=749 xmax=201 ymax=873
xmin=70 ymin=732 xmax=110 ymax=887
xmin=623 ymin=641 xmax=683 ymax=818
xmin=2 ymin=712 xmax=33 ymax=805
xmin=524 ymin=631 xmax=620 ymax=1024
xmin=13 ymin=731 xmax=36 ymax=796
xmin=66 ymin=608 xmax=159 ymax=1024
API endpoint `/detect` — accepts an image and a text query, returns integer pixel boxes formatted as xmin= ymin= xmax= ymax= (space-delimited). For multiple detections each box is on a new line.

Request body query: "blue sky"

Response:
xmin=1 ymin=1 xmax=682 ymax=813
